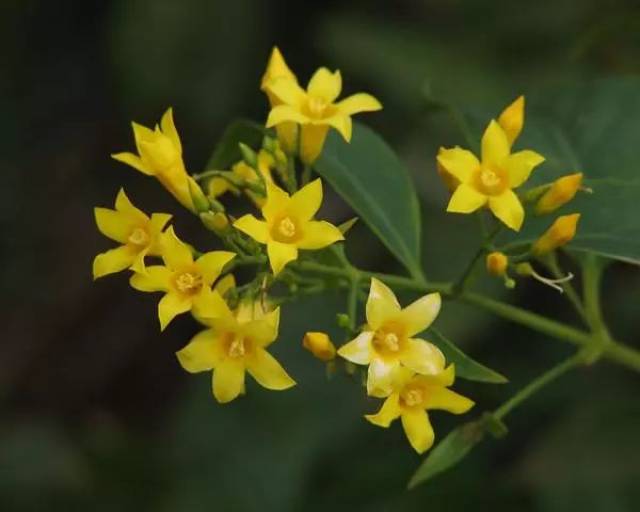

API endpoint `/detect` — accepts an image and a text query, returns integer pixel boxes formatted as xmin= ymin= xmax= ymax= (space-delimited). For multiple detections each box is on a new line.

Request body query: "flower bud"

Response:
xmin=532 ymin=214 xmax=581 ymax=256
xmin=200 ymin=211 xmax=229 ymax=233
xmin=498 ymin=95 xmax=524 ymax=147
xmin=303 ymin=332 xmax=336 ymax=362
xmin=486 ymin=251 xmax=508 ymax=276
xmin=535 ymin=173 xmax=583 ymax=215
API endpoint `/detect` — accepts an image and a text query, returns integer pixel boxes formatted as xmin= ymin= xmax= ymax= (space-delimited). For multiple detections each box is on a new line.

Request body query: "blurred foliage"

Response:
xmin=1 ymin=0 xmax=640 ymax=510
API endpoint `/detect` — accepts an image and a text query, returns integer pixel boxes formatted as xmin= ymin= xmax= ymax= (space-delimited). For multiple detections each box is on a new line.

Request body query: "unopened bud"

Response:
xmin=486 ymin=251 xmax=509 ymax=277
xmin=303 ymin=332 xmax=336 ymax=362
xmin=498 ymin=95 xmax=525 ymax=146
xmin=200 ymin=211 xmax=229 ymax=233
xmin=532 ymin=214 xmax=581 ymax=256
xmin=535 ymin=173 xmax=583 ymax=215
xmin=238 ymin=143 xmax=258 ymax=169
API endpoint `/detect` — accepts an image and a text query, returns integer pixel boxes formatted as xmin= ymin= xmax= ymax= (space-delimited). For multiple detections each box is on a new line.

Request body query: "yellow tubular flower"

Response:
xmin=303 ymin=332 xmax=336 ymax=361
xmin=486 ymin=251 xmax=509 ymax=277
xmin=233 ymin=178 xmax=344 ymax=275
xmin=265 ymin=67 xmax=382 ymax=164
xmin=93 ymin=188 xmax=171 ymax=279
xmin=532 ymin=213 xmax=581 ymax=256
xmin=337 ymin=278 xmax=444 ymax=397
xmin=176 ymin=299 xmax=295 ymax=403
xmin=112 ymin=108 xmax=206 ymax=212
xmin=129 ymin=226 xmax=235 ymax=330
xmin=439 ymin=117 xmax=545 ymax=231
xmin=261 ymin=47 xmax=299 ymax=154
xmin=498 ymin=95 xmax=524 ymax=147
xmin=366 ymin=365 xmax=474 ymax=454
xmin=535 ymin=173 xmax=583 ymax=215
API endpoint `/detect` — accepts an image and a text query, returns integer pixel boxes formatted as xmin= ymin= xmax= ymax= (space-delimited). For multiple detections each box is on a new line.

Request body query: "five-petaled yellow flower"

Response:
xmin=112 ymin=108 xmax=205 ymax=212
xmin=338 ymin=278 xmax=444 ymax=397
xmin=366 ymin=365 xmax=474 ymax=454
xmin=130 ymin=226 xmax=235 ymax=330
xmin=233 ymin=178 xmax=344 ymax=275
xmin=438 ymin=97 xmax=545 ymax=231
xmin=93 ymin=188 xmax=171 ymax=279
xmin=265 ymin=65 xmax=382 ymax=163
xmin=176 ymin=298 xmax=295 ymax=403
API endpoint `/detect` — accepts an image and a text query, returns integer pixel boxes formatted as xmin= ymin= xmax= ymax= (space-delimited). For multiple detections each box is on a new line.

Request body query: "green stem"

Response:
xmin=301 ymin=164 xmax=312 ymax=186
xmin=582 ymin=254 xmax=607 ymax=335
xmin=494 ymin=352 xmax=583 ymax=420
xmin=453 ymin=221 xmax=501 ymax=294
xmin=544 ymin=253 xmax=589 ymax=325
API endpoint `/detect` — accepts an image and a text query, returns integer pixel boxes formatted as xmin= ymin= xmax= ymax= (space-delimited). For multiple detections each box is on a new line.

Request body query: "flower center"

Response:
xmin=382 ymin=332 xmax=400 ymax=352
xmin=228 ymin=336 xmax=246 ymax=358
xmin=372 ymin=326 xmax=405 ymax=356
xmin=477 ymin=165 xmax=507 ymax=195
xmin=128 ymin=227 xmax=149 ymax=246
xmin=271 ymin=216 xmax=299 ymax=242
xmin=174 ymin=271 xmax=202 ymax=295
xmin=307 ymin=96 xmax=328 ymax=118
xmin=401 ymin=387 xmax=425 ymax=408
xmin=144 ymin=133 xmax=179 ymax=169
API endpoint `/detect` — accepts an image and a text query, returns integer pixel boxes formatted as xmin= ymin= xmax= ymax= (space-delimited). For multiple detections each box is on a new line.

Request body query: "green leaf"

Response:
xmin=429 ymin=328 xmax=508 ymax=384
xmin=204 ymin=119 xmax=267 ymax=170
xmin=315 ymin=123 xmax=424 ymax=279
xmin=408 ymin=421 xmax=485 ymax=489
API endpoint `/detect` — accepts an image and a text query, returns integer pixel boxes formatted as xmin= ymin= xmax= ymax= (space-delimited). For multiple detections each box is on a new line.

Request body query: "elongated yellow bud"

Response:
xmin=535 ymin=173 xmax=583 ymax=215
xmin=532 ymin=214 xmax=581 ymax=255
xmin=498 ymin=95 xmax=524 ymax=147
xmin=303 ymin=332 xmax=336 ymax=361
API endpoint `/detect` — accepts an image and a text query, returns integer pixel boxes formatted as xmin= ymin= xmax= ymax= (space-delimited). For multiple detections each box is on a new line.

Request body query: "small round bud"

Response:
xmin=336 ymin=313 xmax=351 ymax=329
xmin=486 ymin=251 xmax=509 ymax=276
xmin=303 ymin=332 xmax=336 ymax=362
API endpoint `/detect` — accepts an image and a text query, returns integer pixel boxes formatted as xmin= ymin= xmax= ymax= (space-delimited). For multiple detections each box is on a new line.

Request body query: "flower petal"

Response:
xmin=212 ymin=359 xmax=245 ymax=403
xmin=158 ymin=292 xmax=192 ymax=330
xmin=160 ymin=107 xmax=182 ymax=154
xmin=176 ymin=329 xmax=224 ymax=373
xmin=436 ymin=147 xmax=479 ymax=184
xmin=366 ymin=278 xmax=401 ymax=330
xmin=337 ymin=93 xmax=382 ymax=115
xmin=115 ymin=188 xmax=148 ymax=223
xmin=505 ymin=150 xmax=545 ymax=188
xmin=246 ymin=348 xmax=296 ymax=390
xmin=324 ymin=114 xmax=352 ymax=141
xmin=395 ymin=292 xmax=441 ymax=337
xmin=111 ymin=152 xmax=153 ymax=175
xmin=129 ymin=246 xmax=150 ymax=274
xmin=265 ymin=77 xmax=306 ymax=107
xmin=488 ymin=189 xmax=524 ymax=231
xmin=266 ymin=105 xmax=308 ymax=127
xmin=498 ymin=95 xmax=524 ymax=147
xmin=149 ymin=213 xmax=172 ymax=238
xmin=288 ymin=178 xmax=323 ymax=220
xmin=367 ymin=357 xmax=400 ymax=398
xmin=94 ymin=207 xmax=135 ymax=243
xmin=401 ymin=410 xmax=435 ymax=454
xmin=262 ymin=182 xmax=291 ymax=222
xmin=233 ymin=215 xmax=269 ymax=244
xmin=192 ymin=288 xmax=234 ymax=322
xmin=423 ymin=387 xmax=474 ymax=414
xmin=129 ymin=265 xmax=171 ymax=292
xmin=267 ymin=241 xmax=298 ymax=275
xmin=447 ymin=183 xmax=488 ymax=213
xmin=196 ymin=251 xmax=235 ymax=286
xmin=245 ymin=308 xmax=280 ymax=347
xmin=160 ymin=226 xmax=193 ymax=269
xmin=481 ymin=120 xmax=510 ymax=167
xmin=297 ymin=221 xmax=344 ymax=250
xmin=300 ymin=124 xmax=329 ymax=164
xmin=214 ymin=274 xmax=236 ymax=298
xmin=365 ymin=393 xmax=401 ymax=427
xmin=92 ymin=246 xmax=136 ymax=279
xmin=400 ymin=339 xmax=446 ymax=375
xmin=307 ymin=67 xmax=342 ymax=103
xmin=337 ymin=331 xmax=373 ymax=365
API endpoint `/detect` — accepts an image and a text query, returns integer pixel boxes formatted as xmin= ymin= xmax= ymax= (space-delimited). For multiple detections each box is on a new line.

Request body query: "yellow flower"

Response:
xmin=337 ymin=278 xmax=444 ymax=397
xmin=535 ymin=173 xmax=583 ymax=215
xmin=438 ymin=118 xmax=545 ymax=231
xmin=176 ymin=299 xmax=295 ymax=403
xmin=532 ymin=213 xmax=581 ymax=256
xmin=93 ymin=188 xmax=171 ymax=279
xmin=209 ymin=150 xmax=275 ymax=206
xmin=486 ymin=251 xmax=509 ymax=277
xmin=497 ymin=95 xmax=525 ymax=147
xmin=265 ymin=66 xmax=382 ymax=163
xmin=261 ymin=46 xmax=299 ymax=154
xmin=366 ymin=365 xmax=474 ymax=454
xmin=233 ymin=178 xmax=344 ymax=275
xmin=129 ymin=226 xmax=235 ymax=330
xmin=303 ymin=332 xmax=336 ymax=361
xmin=112 ymin=108 xmax=205 ymax=212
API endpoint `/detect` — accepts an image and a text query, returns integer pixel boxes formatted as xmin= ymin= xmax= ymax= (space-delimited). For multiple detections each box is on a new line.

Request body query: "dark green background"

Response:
xmin=1 ymin=1 xmax=639 ymax=510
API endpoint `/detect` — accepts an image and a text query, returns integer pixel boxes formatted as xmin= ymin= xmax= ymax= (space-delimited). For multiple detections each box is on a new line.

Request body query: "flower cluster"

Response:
xmin=437 ymin=97 xmax=586 ymax=290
